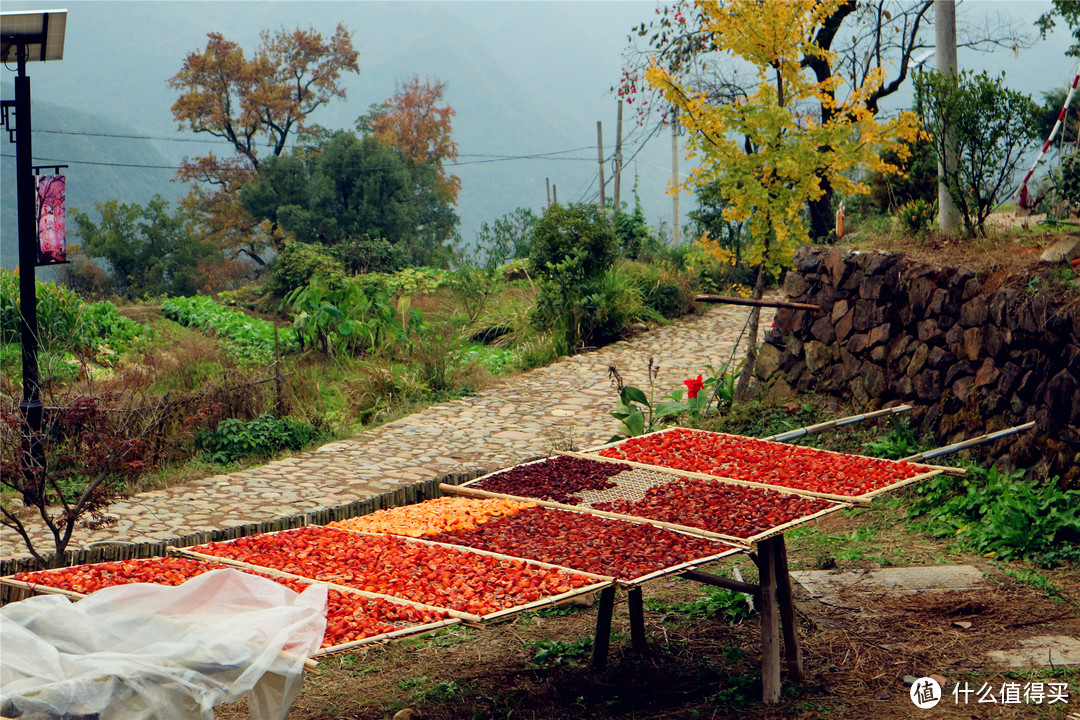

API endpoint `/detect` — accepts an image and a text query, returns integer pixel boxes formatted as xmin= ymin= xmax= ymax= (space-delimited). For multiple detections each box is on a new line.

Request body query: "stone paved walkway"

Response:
xmin=1 ymin=305 xmax=772 ymax=560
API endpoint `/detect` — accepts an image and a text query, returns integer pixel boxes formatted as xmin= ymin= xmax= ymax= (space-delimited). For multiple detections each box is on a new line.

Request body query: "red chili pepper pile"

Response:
xmin=599 ymin=428 xmax=921 ymax=496
xmin=471 ymin=455 xmax=629 ymax=504
xmin=13 ymin=557 xmax=227 ymax=594
xmin=428 ymin=506 xmax=733 ymax=580
xmin=591 ymin=477 xmax=835 ymax=539
xmin=192 ymin=525 xmax=594 ymax=616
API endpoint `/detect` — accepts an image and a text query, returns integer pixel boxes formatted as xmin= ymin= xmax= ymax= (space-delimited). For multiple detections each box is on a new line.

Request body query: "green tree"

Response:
xmin=474 ymin=207 xmax=537 ymax=269
xmin=241 ymin=131 xmax=424 ymax=270
xmin=71 ymin=196 xmax=219 ymax=298
xmin=1037 ymin=1 xmax=1080 ymax=56
xmin=169 ymin=24 xmax=359 ymax=265
xmin=916 ymin=70 xmax=1041 ymax=236
xmin=529 ymin=203 xmax=618 ymax=280
xmin=646 ymin=0 xmax=919 ymax=394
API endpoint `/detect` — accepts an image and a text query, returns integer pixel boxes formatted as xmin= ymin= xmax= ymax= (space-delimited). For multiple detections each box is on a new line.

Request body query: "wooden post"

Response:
xmin=546 ymin=177 xmax=551 ymax=209
xmin=553 ymin=184 xmax=557 ymax=205
xmin=772 ymin=535 xmax=804 ymax=682
xmin=759 ymin=536 xmax=781 ymax=704
xmin=613 ymin=100 xmax=623 ymax=212
xmin=597 ymin=121 xmax=605 ymax=209
xmin=591 ymin=585 xmax=617 ymax=671
xmin=627 ymin=585 xmax=646 ymax=652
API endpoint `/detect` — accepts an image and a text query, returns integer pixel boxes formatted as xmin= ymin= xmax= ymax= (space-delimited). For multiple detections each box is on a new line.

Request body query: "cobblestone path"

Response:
xmin=1 ymin=305 xmax=772 ymax=560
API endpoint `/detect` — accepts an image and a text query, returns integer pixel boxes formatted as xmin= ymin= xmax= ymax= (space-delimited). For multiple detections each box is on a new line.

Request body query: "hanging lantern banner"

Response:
xmin=35 ymin=174 xmax=66 ymax=265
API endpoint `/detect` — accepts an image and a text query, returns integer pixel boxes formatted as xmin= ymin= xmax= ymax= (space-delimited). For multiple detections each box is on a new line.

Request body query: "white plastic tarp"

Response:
xmin=1 ymin=568 xmax=327 ymax=720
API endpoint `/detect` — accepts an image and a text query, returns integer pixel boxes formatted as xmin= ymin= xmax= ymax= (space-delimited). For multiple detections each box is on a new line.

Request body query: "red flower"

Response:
xmin=684 ymin=375 xmax=704 ymax=399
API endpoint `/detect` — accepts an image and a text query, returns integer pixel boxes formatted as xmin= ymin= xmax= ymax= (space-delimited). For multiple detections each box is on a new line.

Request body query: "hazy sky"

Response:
xmin=1 ymin=1 xmax=1073 ymax=242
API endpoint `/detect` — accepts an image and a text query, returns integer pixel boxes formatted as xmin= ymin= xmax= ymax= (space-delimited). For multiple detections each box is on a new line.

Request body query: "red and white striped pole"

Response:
xmin=1018 ymin=60 xmax=1080 ymax=207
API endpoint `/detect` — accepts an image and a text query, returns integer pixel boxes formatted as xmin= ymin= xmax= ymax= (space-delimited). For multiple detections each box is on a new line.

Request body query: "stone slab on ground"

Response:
xmin=986 ymin=635 xmax=1080 ymax=668
xmin=791 ymin=565 xmax=987 ymax=604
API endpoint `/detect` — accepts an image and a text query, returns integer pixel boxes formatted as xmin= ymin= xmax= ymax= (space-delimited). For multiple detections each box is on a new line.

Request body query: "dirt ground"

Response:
xmin=215 ymin=502 xmax=1080 ymax=720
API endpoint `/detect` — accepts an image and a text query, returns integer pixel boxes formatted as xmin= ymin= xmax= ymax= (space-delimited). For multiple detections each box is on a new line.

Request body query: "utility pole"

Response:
xmin=613 ymin=100 xmax=624 ymax=212
xmin=553 ymin=184 xmax=557 ymax=205
xmin=596 ymin=121 xmax=605 ymax=209
xmin=935 ymin=0 xmax=959 ymax=232
xmin=546 ymin=178 xmax=551 ymax=209
xmin=672 ymin=107 xmax=681 ymax=246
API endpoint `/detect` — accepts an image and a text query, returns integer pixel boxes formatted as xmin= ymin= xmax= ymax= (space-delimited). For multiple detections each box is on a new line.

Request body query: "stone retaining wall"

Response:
xmin=755 ymin=246 xmax=1080 ymax=483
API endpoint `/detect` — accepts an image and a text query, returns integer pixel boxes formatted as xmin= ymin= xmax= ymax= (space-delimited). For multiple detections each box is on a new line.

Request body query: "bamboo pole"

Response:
xmin=901 ymin=422 xmax=1037 ymax=463
xmin=313 ymin=618 xmax=462 ymax=657
xmin=694 ymin=295 xmax=822 ymax=311
xmin=479 ymin=580 xmax=614 ymax=623
xmin=761 ymin=405 xmax=913 ymax=442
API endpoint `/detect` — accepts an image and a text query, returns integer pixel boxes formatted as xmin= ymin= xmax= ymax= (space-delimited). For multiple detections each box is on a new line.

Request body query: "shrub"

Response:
xmin=270 ymin=242 xmax=346 ymax=297
xmin=195 ymin=413 xmax=321 ymax=464
xmin=334 ymin=236 xmax=406 ymax=276
xmin=528 ymin=203 xmax=618 ymax=280
xmin=916 ymin=69 xmax=1041 ymax=236
xmin=897 ymin=198 xmax=938 ymax=238
xmin=624 ymin=261 xmax=697 ymax=319
xmin=910 ymin=466 xmax=1080 ymax=563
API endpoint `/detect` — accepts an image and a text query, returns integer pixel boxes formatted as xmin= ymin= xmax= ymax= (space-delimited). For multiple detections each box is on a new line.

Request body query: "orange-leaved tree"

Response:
xmin=646 ymin=0 xmax=920 ymax=395
xmin=360 ymin=75 xmax=461 ymax=206
xmin=169 ymin=24 xmax=359 ymax=268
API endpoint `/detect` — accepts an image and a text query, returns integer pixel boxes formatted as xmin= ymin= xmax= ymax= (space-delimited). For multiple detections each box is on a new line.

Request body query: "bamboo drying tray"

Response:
xmin=176 ymin=528 xmax=613 ymax=624
xmin=580 ymin=427 xmax=945 ymax=502
xmin=333 ymin=506 xmax=744 ymax=587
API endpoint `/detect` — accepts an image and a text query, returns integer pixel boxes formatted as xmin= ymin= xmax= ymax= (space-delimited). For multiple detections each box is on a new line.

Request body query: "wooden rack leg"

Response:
xmin=758 ymin=537 xmax=781 ymax=704
xmin=773 ymin=534 xmax=804 ymax=682
xmin=591 ymin=585 xmax=617 ymax=671
xmin=627 ymin=586 xmax=646 ymax=652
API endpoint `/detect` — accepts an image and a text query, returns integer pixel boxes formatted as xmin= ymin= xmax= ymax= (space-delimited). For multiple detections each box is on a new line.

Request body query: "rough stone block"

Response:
xmin=810 ymin=314 xmax=836 ymax=344
xmin=962 ymin=276 xmax=982 ymax=301
xmin=755 ymin=343 xmax=782 ymax=380
xmin=927 ymin=346 xmax=955 ymax=370
xmin=1046 ymin=369 xmax=1080 ymax=424
xmin=831 ymin=298 xmax=849 ymax=324
xmin=952 ymin=376 xmax=976 ymax=403
xmin=907 ymin=343 xmax=930 ymax=377
xmin=859 ymin=275 xmax=885 ymax=300
xmin=913 ymin=370 xmax=942 ymax=400
xmin=944 ymin=361 xmax=974 ymax=388
xmin=908 ymin=276 xmax=936 ymax=315
xmin=917 ymin=319 xmax=944 ymax=344
xmin=989 ymin=288 xmax=1017 ymax=326
xmin=1039 ymin=236 xmax=1080 ymax=263
xmin=867 ymin=322 xmax=893 ymax=348
xmin=927 ymin=288 xmax=949 ymax=316
xmin=975 ymin=358 xmax=1000 ymax=387
xmin=960 ymin=297 xmax=989 ymax=327
xmin=963 ymin=327 xmax=983 ymax=362
xmin=852 ymin=300 xmax=880 ymax=331
xmin=835 ymin=310 xmax=854 ymax=343
xmin=995 ymin=362 xmax=1024 ymax=396
xmin=804 ymin=340 xmax=834 ymax=373
xmin=783 ymin=271 xmax=808 ymax=298
xmin=846 ymin=333 xmax=870 ymax=354
xmin=860 ymin=364 xmax=887 ymax=399
xmin=870 ymin=345 xmax=886 ymax=363
xmin=818 ymin=246 xmax=843 ymax=282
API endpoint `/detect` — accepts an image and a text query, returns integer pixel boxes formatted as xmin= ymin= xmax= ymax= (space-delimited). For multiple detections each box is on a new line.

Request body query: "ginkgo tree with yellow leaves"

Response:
xmin=646 ymin=0 xmax=921 ymax=396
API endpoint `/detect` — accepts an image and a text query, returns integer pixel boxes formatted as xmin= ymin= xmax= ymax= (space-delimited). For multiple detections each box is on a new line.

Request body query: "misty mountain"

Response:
xmin=0 ymin=85 xmax=188 ymax=270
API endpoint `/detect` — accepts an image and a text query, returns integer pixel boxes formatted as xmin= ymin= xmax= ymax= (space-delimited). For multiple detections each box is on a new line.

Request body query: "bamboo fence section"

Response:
xmin=441 ymin=483 xmax=751 ymax=546
xmin=761 ymin=405 xmax=913 ymax=441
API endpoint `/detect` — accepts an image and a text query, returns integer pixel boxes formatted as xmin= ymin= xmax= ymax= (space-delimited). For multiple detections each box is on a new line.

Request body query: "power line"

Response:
xmin=0 ymin=150 xmax=599 ymax=171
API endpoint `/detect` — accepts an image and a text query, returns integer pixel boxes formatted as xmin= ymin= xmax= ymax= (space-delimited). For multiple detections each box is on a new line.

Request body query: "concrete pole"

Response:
xmin=935 ymin=0 xmax=960 ymax=232
xmin=613 ymin=100 xmax=624 ymax=212
xmin=672 ymin=107 xmax=681 ymax=246
xmin=596 ymin=121 xmax=605 ymax=209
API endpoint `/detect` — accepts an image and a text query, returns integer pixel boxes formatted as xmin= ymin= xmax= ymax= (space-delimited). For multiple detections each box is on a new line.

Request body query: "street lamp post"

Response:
xmin=1 ymin=9 xmax=67 ymax=505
